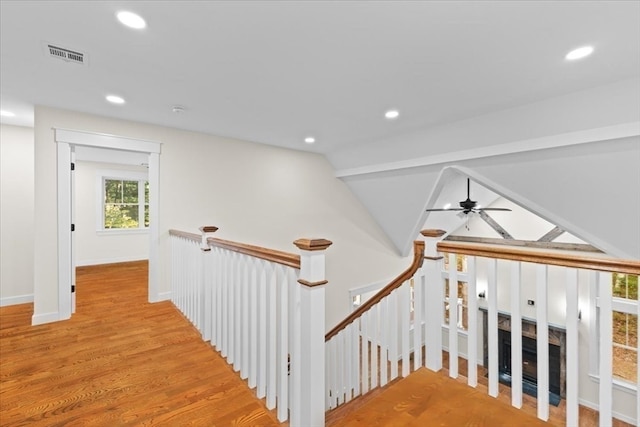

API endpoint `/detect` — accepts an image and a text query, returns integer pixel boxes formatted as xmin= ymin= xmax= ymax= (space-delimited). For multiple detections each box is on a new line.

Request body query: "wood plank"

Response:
xmin=329 ymin=368 xmax=549 ymax=427
xmin=478 ymin=210 xmax=514 ymax=239
xmin=444 ymin=235 xmax=602 ymax=253
xmin=0 ymin=261 xmax=283 ymax=426
xmin=538 ymin=226 xmax=565 ymax=242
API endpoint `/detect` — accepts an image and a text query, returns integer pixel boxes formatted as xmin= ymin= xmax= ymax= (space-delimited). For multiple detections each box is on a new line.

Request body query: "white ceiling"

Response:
xmin=1 ymin=1 xmax=639 ymax=156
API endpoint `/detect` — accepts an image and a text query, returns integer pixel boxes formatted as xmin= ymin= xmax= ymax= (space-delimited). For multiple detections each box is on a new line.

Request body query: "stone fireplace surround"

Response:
xmin=480 ymin=308 xmax=567 ymax=399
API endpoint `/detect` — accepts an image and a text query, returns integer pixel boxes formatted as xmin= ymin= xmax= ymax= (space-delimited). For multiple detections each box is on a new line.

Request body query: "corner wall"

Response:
xmin=0 ymin=124 xmax=34 ymax=306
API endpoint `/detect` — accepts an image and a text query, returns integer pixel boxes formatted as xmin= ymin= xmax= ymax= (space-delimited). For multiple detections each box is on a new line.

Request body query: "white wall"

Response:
xmin=74 ymin=161 xmax=149 ymax=266
xmin=0 ymin=124 xmax=34 ymax=306
xmin=33 ymin=106 xmax=409 ymax=329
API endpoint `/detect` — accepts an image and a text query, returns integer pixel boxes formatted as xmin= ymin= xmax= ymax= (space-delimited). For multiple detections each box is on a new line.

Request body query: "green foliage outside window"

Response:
xmin=612 ymin=273 xmax=639 ymax=383
xmin=104 ymin=179 xmax=149 ymax=229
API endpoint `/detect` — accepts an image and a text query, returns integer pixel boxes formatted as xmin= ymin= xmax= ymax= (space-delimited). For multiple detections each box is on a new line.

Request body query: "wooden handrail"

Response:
xmin=325 ymin=240 xmax=425 ymax=341
xmin=208 ymin=237 xmax=301 ymax=269
xmin=437 ymin=241 xmax=640 ymax=275
xmin=169 ymin=229 xmax=201 ymax=242
xmin=169 ymin=229 xmax=301 ymax=269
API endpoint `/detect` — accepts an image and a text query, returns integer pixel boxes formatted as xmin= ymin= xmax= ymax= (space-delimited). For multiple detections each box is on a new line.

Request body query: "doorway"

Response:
xmin=54 ymin=129 xmax=161 ymax=321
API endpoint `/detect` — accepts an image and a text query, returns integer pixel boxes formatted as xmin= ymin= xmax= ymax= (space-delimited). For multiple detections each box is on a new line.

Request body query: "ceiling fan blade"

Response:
xmin=478 ymin=207 xmax=512 ymax=212
xmin=425 ymin=208 xmax=464 ymax=212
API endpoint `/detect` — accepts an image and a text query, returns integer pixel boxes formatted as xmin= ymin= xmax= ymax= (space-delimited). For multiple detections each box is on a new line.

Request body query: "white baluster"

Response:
xmin=288 ymin=266 xmax=301 ymax=426
xmin=598 ymin=271 xmax=613 ymax=426
xmin=361 ymin=311 xmax=369 ymax=394
xmin=370 ymin=304 xmax=378 ymax=388
xmin=401 ymin=281 xmax=411 ymax=377
xmin=487 ymin=257 xmax=499 ymax=398
xmin=344 ymin=323 xmax=353 ymax=403
xmin=467 ymin=256 xmax=477 ymax=388
xmin=267 ymin=263 xmax=277 ymax=409
xmin=257 ymin=260 xmax=268 ymax=399
xmin=536 ymin=264 xmax=549 ymax=421
xmin=448 ymin=253 xmax=459 ymax=379
xmin=414 ymin=271 xmax=424 ymax=370
xmin=276 ymin=265 xmax=289 ymax=422
xmin=248 ymin=257 xmax=258 ymax=389
xmin=379 ymin=297 xmax=388 ymax=387
xmin=241 ymin=255 xmax=249 ymax=379
xmin=337 ymin=330 xmax=345 ymax=406
xmin=353 ymin=317 xmax=361 ymax=397
xmin=215 ymin=247 xmax=223 ymax=349
xmin=389 ymin=290 xmax=399 ymax=380
xmin=565 ymin=268 xmax=579 ymax=427
xmin=511 ymin=261 xmax=523 ymax=408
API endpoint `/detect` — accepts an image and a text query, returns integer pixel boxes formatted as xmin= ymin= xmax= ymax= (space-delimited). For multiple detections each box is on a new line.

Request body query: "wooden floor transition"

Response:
xmin=0 ymin=261 xmax=282 ymax=426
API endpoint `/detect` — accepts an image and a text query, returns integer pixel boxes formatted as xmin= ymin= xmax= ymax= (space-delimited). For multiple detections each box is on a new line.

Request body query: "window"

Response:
xmin=443 ymin=254 xmax=469 ymax=331
xmin=98 ymin=170 xmax=149 ymax=231
xmin=611 ymin=273 xmax=638 ymax=383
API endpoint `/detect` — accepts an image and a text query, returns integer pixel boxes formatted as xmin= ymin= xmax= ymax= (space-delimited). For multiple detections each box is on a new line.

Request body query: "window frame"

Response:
xmin=441 ymin=254 xmax=470 ymax=332
xmin=590 ymin=271 xmax=639 ymax=391
xmin=96 ymin=170 xmax=149 ymax=233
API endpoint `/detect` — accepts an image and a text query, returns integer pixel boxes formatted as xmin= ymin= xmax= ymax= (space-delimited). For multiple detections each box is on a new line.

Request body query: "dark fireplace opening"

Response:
xmin=498 ymin=329 xmax=561 ymax=405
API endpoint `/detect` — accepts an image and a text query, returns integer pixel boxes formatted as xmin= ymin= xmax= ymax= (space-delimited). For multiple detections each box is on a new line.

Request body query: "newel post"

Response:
xmin=199 ymin=226 xmax=218 ymax=251
xmin=421 ymin=229 xmax=446 ymax=372
xmin=292 ymin=238 xmax=332 ymax=427
xmin=199 ymin=226 xmax=218 ymax=341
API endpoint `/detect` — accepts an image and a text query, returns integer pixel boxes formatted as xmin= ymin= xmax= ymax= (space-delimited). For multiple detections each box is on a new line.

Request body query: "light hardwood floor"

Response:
xmin=0 ymin=261 xmax=282 ymax=426
xmin=2 ymin=261 xmax=633 ymax=426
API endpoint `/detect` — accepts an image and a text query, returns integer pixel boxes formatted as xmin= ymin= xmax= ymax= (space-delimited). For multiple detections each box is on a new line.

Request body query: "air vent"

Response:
xmin=43 ymin=42 xmax=88 ymax=66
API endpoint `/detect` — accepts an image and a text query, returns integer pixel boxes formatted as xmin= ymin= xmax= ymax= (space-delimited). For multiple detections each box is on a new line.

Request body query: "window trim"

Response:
xmin=590 ymin=271 xmax=638 ymax=384
xmin=96 ymin=169 xmax=149 ymax=232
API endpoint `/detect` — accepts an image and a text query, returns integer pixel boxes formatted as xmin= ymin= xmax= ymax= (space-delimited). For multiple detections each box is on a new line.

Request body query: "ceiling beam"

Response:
xmin=444 ymin=235 xmax=602 ymax=253
xmin=538 ymin=226 xmax=565 ymax=242
xmin=478 ymin=211 xmax=514 ymax=239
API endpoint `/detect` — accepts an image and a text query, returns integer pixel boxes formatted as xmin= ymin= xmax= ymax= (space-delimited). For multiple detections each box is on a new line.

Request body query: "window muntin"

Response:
xmin=99 ymin=172 xmax=149 ymax=231
xmin=611 ymin=273 xmax=638 ymax=383
xmin=442 ymin=253 xmax=469 ymax=331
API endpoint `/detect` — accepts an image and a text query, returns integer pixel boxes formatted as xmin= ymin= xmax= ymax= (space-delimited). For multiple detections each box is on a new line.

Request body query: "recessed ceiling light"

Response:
xmin=117 ymin=11 xmax=146 ymax=29
xmin=565 ymin=46 xmax=594 ymax=61
xmin=0 ymin=110 xmax=16 ymax=117
xmin=304 ymin=137 xmax=315 ymax=144
xmin=385 ymin=110 xmax=399 ymax=119
xmin=106 ymin=95 xmax=125 ymax=104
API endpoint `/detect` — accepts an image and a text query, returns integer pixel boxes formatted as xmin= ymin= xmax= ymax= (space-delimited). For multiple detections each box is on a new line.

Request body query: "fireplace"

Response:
xmin=481 ymin=309 xmax=566 ymax=405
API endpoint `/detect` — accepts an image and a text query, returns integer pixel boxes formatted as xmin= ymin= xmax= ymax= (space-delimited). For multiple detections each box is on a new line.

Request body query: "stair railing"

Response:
xmin=325 ymin=229 xmax=640 ymax=427
xmin=434 ymin=238 xmax=640 ymax=426
xmin=169 ymin=227 xmax=331 ymax=427
xmin=324 ymin=236 xmax=428 ymax=410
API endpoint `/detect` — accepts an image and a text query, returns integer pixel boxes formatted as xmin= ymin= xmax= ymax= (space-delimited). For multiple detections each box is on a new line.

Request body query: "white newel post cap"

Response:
xmin=199 ymin=226 xmax=219 ymax=251
xmin=293 ymin=238 xmax=333 ymax=286
xmin=421 ymin=229 xmax=446 ymax=259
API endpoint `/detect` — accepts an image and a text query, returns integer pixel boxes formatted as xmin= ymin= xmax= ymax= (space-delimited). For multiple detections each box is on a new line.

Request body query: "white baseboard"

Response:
xmin=31 ymin=311 xmax=61 ymax=325
xmin=0 ymin=293 xmax=34 ymax=307
xmin=157 ymin=291 xmax=172 ymax=301
xmin=579 ymin=398 xmax=637 ymax=426
xmin=76 ymin=256 xmax=148 ymax=267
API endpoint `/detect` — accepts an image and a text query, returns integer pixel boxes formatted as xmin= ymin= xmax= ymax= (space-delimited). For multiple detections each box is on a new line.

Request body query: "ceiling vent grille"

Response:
xmin=44 ymin=43 xmax=88 ymax=66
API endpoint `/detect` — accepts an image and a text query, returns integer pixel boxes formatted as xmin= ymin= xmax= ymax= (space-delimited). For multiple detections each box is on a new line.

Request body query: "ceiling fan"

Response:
xmin=426 ymin=178 xmax=512 ymax=215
